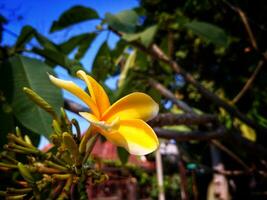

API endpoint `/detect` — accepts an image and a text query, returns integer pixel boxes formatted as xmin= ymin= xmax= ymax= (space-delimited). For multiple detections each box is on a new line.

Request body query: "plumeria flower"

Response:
xmin=49 ymin=70 xmax=159 ymax=155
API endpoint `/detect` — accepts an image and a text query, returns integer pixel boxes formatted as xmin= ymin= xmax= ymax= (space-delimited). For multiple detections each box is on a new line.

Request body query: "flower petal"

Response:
xmin=49 ymin=74 xmax=100 ymax=118
xmin=102 ymin=92 xmax=159 ymax=122
xmin=79 ymin=112 xmax=99 ymax=124
xmin=80 ymin=112 xmax=120 ymax=132
xmin=77 ymin=70 xmax=110 ymax=116
xmin=99 ymin=119 xmax=159 ymax=155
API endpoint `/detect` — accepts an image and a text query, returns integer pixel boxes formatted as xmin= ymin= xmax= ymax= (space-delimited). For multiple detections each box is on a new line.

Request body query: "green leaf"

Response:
xmin=34 ymin=32 xmax=59 ymax=52
xmin=15 ymin=26 xmax=59 ymax=52
xmin=50 ymin=6 xmax=99 ymax=33
xmin=117 ymin=147 xmax=129 ymax=165
xmin=240 ymin=123 xmax=256 ymax=142
xmin=111 ymin=39 xmax=127 ymax=58
xmin=118 ymin=50 xmax=136 ymax=88
xmin=92 ymin=42 xmax=114 ymax=81
xmin=58 ymin=33 xmax=96 ymax=60
xmin=3 ymin=55 xmax=63 ymax=138
xmin=75 ymin=35 xmax=96 ymax=60
xmin=59 ymin=33 xmax=96 ymax=56
xmin=105 ymin=10 xmax=139 ymax=33
xmin=32 ymin=47 xmax=83 ymax=75
xmin=15 ymin=26 xmax=36 ymax=50
xmin=184 ymin=21 xmax=229 ymax=47
xmin=122 ymin=25 xmax=158 ymax=47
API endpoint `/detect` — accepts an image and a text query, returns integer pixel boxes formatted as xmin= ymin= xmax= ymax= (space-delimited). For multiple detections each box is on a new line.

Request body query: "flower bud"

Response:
xmin=17 ymin=163 xmax=34 ymax=184
xmin=23 ymin=87 xmax=57 ymax=119
xmin=63 ymin=132 xmax=79 ymax=164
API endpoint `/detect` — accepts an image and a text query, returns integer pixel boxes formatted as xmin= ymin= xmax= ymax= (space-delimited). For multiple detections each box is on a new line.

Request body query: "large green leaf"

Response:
xmin=184 ymin=21 xmax=229 ymax=47
xmin=122 ymin=25 xmax=158 ymax=47
xmin=92 ymin=42 xmax=114 ymax=81
xmin=50 ymin=6 xmax=99 ymax=33
xmin=105 ymin=10 xmax=139 ymax=33
xmin=3 ymin=55 xmax=63 ymax=138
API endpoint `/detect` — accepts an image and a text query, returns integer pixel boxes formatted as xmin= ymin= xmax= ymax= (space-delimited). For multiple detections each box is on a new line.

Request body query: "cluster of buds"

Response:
xmin=0 ymin=88 xmax=108 ymax=200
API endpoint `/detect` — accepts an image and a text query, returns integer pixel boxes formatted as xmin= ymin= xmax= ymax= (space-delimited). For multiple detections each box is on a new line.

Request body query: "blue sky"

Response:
xmin=1 ymin=0 xmax=139 ymax=148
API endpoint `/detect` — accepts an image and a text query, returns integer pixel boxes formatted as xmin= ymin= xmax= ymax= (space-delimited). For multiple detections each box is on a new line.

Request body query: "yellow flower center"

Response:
xmin=92 ymin=117 xmax=120 ymax=133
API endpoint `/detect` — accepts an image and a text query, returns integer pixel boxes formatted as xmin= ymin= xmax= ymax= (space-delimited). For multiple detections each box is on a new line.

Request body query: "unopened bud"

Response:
xmin=23 ymin=87 xmax=57 ymax=119
xmin=52 ymin=120 xmax=62 ymax=135
xmin=24 ymin=135 xmax=32 ymax=146
xmin=63 ymin=132 xmax=79 ymax=164
xmin=17 ymin=163 xmax=34 ymax=184
xmin=15 ymin=127 xmax=22 ymax=138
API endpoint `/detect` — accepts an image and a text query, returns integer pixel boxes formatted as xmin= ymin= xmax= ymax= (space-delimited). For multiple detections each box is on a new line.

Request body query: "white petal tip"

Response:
xmin=76 ymin=70 xmax=86 ymax=77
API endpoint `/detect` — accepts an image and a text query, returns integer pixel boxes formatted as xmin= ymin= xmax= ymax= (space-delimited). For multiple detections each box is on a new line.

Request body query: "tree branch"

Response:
xmin=150 ymin=44 xmax=267 ymax=135
xmin=110 ymin=27 xmax=267 ymax=135
xmin=148 ymin=78 xmax=194 ymax=113
xmin=154 ymin=126 xmax=226 ymax=141
xmin=149 ymin=113 xmax=217 ymax=127
xmin=64 ymin=99 xmax=89 ymax=114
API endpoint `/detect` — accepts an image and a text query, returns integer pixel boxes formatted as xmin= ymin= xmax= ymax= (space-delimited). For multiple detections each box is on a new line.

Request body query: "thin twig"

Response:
xmin=211 ymin=140 xmax=250 ymax=170
xmin=64 ymin=99 xmax=89 ymax=114
xmin=148 ymin=78 xmax=194 ymax=114
xmin=222 ymin=0 xmax=267 ymax=62
xmin=231 ymin=52 xmax=266 ymax=104
xmin=154 ymin=126 xmax=226 ymax=141
xmin=236 ymin=8 xmax=258 ymax=50
xmin=221 ymin=0 xmax=257 ymax=50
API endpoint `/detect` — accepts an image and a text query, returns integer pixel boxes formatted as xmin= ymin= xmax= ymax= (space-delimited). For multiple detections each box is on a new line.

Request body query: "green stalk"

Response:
xmin=6 ymin=194 xmax=26 ymax=200
xmin=0 ymin=162 xmax=18 ymax=169
xmin=71 ymin=119 xmax=81 ymax=140
xmin=1 ymin=153 xmax=18 ymax=164
xmin=44 ymin=161 xmax=68 ymax=172
xmin=79 ymin=127 xmax=92 ymax=154
xmin=82 ymin=133 xmax=99 ymax=164
xmin=7 ymin=134 xmax=35 ymax=149
xmin=7 ymin=188 xmax=32 ymax=194
xmin=58 ymin=176 xmax=73 ymax=200
xmin=52 ymin=174 xmax=71 ymax=180
xmin=8 ymin=143 xmax=39 ymax=154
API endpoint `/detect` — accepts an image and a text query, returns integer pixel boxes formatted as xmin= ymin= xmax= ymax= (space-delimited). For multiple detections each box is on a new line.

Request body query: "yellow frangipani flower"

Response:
xmin=49 ymin=70 xmax=159 ymax=155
